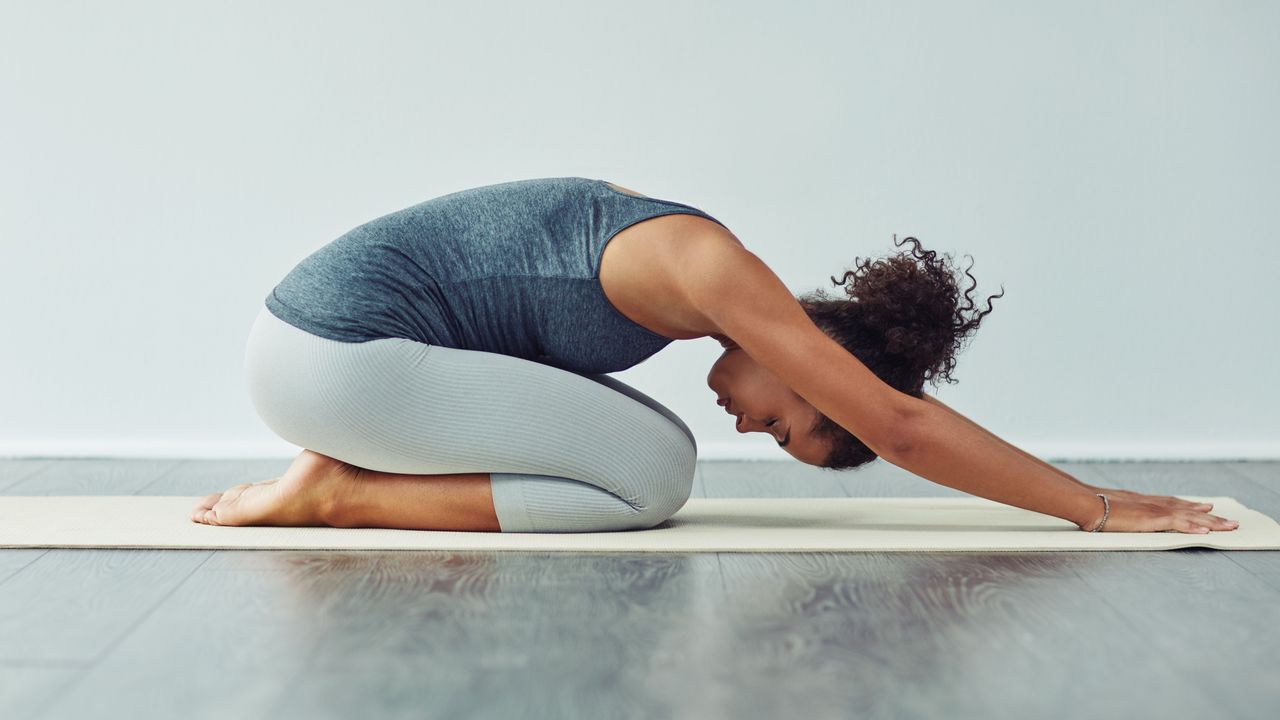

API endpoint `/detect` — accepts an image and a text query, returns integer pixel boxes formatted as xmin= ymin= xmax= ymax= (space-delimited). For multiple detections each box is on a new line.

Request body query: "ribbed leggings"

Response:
xmin=244 ymin=305 xmax=696 ymax=532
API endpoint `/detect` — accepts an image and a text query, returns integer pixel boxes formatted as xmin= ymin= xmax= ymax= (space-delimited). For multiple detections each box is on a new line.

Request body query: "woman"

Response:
xmin=191 ymin=177 xmax=1238 ymax=535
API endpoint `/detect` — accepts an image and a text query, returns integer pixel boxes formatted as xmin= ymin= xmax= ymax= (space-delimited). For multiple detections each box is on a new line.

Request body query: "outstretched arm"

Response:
xmin=918 ymin=393 xmax=1226 ymax=525
xmin=677 ymin=237 xmax=1237 ymax=533
xmin=884 ymin=391 xmax=1106 ymax=529
xmin=906 ymin=394 xmax=1233 ymax=530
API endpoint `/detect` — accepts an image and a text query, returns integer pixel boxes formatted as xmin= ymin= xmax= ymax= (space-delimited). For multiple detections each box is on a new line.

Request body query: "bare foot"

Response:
xmin=190 ymin=449 xmax=362 ymax=527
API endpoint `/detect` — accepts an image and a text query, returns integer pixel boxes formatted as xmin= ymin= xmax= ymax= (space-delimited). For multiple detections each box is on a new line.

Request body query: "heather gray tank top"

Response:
xmin=264 ymin=177 xmax=727 ymax=374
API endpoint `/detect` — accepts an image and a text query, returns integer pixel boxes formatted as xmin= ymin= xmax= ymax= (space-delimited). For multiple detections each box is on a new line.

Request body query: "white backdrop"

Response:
xmin=2 ymin=0 xmax=1276 ymax=461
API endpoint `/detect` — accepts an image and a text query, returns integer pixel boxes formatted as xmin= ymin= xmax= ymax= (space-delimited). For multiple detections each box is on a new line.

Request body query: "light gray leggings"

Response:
xmin=244 ymin=305 xmax=696 ymax=532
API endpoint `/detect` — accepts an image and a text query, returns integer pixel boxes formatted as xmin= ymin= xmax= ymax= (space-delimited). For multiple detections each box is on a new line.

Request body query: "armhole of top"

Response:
xmin=598 ymin=178 xmax=732 ymax=234
xmin=603 ymin=181 xmax=650 ymax=199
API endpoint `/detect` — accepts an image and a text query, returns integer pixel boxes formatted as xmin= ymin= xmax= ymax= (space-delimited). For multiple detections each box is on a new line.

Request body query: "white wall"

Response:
xmin=2 ymin=0 xmax=1276 ymax=461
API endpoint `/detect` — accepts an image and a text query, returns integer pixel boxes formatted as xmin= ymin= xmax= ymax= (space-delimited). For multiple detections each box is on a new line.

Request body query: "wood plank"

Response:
xmin=269 ymin=551 xmax=726 ymax=717
xmin=0 ymin=460 xmax=53 ymax=492
xmin=0 ymin=666 xmax=82 ymax=720
xmin=0 ymin=448 xmax=45 ymax=586
xmin=714 ymin=551 xmax=1220 ymax=716
xmin=1066 ymin=547 xmax=1280 ymax=717
xmin=0 ymin=550 xmax=47 ymax=581
xmin=44 ymin=565 xmax=370 ymax=718
xmin=1218 ymin=462 xmax=1280 ymax=590
xmin=834 ymin=455 xmax=970 ymax=496
xmin=1076 ymin=462 xmax=1280 ymax=717
xmin=201 ymin=549 xmax=387 ymax=572
xmin=132 ymin=458 xmax=292 ymax=495
xmin=690 ymin=462 xmax=706 ymax=498
xmin=3 ymin=458 xmax=184 ymax=495
xmin=270 ymin=645 xmax=736 ymax=720
xmin=1220 ymin=461 xmax=1280 ymax=507
xmin=0 ymin=550 xmax=210 ymax=663
xmin=1085 ymin=461 xmax=1279 ymax=508
xmin=1224 ymin=461 xmax=1280 ymax=489
xmin=304 ymin=551 xmax=723 ymax=669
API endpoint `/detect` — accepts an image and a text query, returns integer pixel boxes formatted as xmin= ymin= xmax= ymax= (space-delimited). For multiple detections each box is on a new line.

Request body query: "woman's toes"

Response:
xmin=189 ymin=468 xmax=335 ymax=528
xmin=191 ymin=492 xmax=223 ymax=523
xmin=196 ymin=477 xmax=323 ymax=527
xmin=191 ymin=485 xmax=255 ymax=525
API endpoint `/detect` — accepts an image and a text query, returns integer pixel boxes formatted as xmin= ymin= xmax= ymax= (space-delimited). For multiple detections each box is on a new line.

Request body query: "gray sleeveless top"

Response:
xmin=264 ymin=177 xmax=728 ymax=374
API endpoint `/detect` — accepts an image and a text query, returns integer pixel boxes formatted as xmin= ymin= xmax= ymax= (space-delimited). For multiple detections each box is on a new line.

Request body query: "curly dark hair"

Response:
xmin=798 ymin=235 xmax=1004 ymax=471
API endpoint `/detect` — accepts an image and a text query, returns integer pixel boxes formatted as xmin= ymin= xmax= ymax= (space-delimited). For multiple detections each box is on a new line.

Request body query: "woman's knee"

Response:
xmin=627 ymin=437 xmax=697 ymax=527
xmin=494 ymin=433 xmax=695 ymax=532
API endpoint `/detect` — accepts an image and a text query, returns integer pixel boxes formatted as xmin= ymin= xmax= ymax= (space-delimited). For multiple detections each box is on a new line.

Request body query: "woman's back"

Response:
xmin=265 ymin=177 xmax=726 ymax=373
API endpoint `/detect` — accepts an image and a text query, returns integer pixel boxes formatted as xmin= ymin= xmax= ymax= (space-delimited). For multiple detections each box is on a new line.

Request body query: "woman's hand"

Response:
xmin=1079 ymin=487 xmax=1240 ymax=533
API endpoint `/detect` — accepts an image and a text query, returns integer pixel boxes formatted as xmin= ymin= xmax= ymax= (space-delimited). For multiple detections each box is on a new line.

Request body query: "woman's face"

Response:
xmin=706 ymin=335 xmax=828 ymax=465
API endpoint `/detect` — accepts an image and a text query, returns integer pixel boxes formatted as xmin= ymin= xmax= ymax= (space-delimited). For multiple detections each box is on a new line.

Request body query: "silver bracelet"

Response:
xmin=1089 ymin=493 xmax=1110 ymax=532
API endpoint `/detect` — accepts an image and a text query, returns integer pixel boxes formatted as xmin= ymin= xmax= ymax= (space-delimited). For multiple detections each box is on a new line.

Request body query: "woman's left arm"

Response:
xmin=890 ymin=393 xmax=1237 ymax=532
xmin=891 ymin=393 xmax=1106 ymax=529
xmin=919 ymin=393 xmax=1219 ymax=517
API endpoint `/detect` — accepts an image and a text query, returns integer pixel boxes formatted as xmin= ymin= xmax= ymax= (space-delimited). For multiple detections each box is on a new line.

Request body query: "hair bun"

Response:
xmin=801 ymin=234 xmax=1004 ymax=391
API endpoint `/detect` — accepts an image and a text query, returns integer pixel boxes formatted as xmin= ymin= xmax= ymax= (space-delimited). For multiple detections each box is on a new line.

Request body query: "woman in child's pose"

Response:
xmin=192 ymin=177 xmax=1238 ymax=535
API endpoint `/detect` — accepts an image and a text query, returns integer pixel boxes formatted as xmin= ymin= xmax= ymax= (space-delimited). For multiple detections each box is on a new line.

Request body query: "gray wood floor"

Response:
xmin=1 ymin=458 xmax=1278 ymax=720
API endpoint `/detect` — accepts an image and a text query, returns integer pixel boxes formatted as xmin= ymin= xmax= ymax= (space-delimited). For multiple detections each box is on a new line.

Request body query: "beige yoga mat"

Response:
xmin=1 ymin=495 xmax=1278 ymax=552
